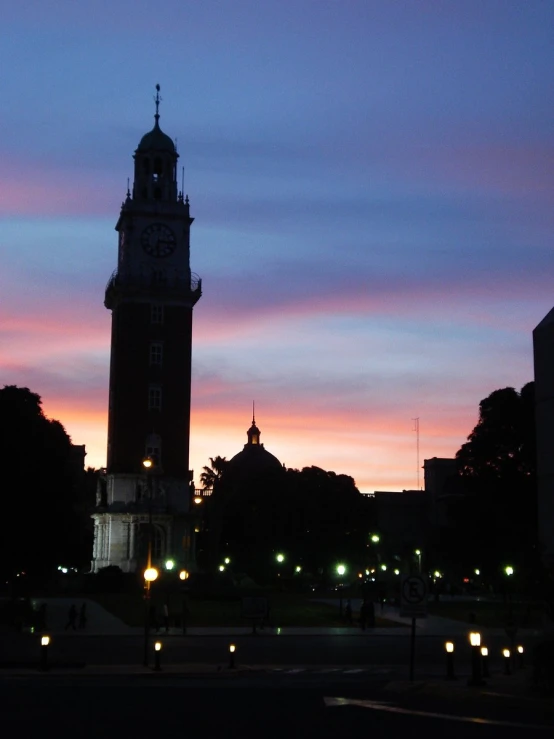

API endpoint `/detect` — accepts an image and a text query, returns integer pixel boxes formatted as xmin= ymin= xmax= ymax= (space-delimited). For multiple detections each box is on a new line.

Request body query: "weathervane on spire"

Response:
xmin=154 ymin=83 xmax=161 ymax=123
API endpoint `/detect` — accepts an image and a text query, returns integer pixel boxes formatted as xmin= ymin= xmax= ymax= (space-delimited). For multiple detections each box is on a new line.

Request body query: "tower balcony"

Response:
xmin=105 ymin=270 xmax=202 ymax=309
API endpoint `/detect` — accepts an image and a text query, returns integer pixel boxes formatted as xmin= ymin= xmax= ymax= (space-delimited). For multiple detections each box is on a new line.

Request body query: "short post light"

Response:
xmin=517 ymin=645 xmax=524 ymax=669
xmin=468 ymin=632 xmax=485 ymax=686
xmin=480 ymin=646 xmax=490 ymax=678
xmin=229 ymin=643 xmax=236 ymax=669
xmin=445 ymin=641 xmax=456 ymax=680
xmin=503 ymin=648 xmax=511 ymax=675
xmin=154 ymin=641 xmax=162 ymax=672
xmin=40 ymin=635 xmax=50 ymax=672
xmin=179 ymin=569 xmax=189 ymax=581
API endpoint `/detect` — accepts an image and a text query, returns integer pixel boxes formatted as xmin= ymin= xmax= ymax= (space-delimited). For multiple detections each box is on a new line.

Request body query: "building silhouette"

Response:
xmin=92 ymin=88 xmax=201 ymax=573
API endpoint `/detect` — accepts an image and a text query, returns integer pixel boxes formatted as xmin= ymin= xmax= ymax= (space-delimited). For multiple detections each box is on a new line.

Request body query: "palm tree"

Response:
xmin=200 ymin=456 xmax=228 ymax=489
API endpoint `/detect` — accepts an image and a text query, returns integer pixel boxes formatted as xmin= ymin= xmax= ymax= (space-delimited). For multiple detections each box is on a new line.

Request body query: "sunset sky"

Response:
xmin=1 ymin=1 xmax=553 ymax=494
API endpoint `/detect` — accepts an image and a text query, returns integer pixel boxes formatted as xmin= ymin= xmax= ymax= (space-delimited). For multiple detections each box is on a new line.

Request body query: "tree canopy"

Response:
xmin=198 ymin=461 xmax=375 ymax=581
xmin=0 ymin=385 xmax=92 ymax=578
xmin=441 ymin=382 xmax=537 ymax=573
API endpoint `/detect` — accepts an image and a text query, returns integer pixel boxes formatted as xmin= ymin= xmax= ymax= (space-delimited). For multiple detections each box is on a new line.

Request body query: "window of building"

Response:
xmin=151 ymin=304 xmax=164 ymax=324
xmin=148 ymin=385 xmax=162 ymax=410
xmin=145 ymin=433 xmax=162 ymax=467
xmin=150 ymin=343 xmax=163 ymax=366
xmin=153 ymin=526 xmax=164 ymax=558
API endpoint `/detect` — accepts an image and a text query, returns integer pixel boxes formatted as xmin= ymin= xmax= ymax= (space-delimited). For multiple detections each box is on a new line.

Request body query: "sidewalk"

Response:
xmin=30 ymin=597 xmax=542 ymax=639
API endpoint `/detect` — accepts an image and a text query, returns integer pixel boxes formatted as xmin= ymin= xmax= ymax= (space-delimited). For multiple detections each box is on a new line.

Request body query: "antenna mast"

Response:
xmin=412 ymin=417 xmax=420 ymax=489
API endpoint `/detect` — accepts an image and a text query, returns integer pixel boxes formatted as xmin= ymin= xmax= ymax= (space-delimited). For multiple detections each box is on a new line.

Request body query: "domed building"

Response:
xmin=226 ymin=413 xmax=284 ymax=484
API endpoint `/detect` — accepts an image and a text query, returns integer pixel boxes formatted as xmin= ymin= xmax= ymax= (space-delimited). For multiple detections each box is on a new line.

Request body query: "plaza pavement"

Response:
xmin=30 ymin=596 xmax=543 ymax=640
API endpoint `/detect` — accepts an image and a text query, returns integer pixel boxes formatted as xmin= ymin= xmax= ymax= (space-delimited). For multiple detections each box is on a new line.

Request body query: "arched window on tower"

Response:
xmin=143 ymin=158 xmax=150 ymax=175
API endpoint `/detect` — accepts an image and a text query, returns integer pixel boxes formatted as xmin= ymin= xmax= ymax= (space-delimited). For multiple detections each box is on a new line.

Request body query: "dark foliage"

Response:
xmin=0 ymin=385 xmax=92 ymax=578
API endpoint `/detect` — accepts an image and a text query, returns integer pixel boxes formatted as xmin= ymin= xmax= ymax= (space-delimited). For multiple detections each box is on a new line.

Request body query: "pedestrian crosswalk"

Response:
xmin=264 ymin=665 xmax=397 ymax=676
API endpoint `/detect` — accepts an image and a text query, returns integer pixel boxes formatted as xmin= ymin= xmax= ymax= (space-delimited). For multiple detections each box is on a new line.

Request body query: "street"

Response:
xmin=1 ymin=674 xmax=551 ymax=738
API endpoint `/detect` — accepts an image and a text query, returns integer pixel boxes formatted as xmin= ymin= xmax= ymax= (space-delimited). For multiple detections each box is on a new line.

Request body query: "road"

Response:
xmin=1 ymin=673 xmax=550 ymax=738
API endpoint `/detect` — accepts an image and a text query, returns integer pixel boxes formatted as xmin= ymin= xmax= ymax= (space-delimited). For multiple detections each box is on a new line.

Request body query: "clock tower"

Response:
xmin=92 ymin=87 xmax=202 ymax=573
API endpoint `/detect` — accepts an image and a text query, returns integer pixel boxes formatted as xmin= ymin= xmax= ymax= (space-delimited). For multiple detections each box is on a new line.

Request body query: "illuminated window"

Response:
xmin=148 ymin=385 xmax=162 ymax=410
xmin=150 ymin=343 xmax=163 ymax=366
xmin=151 ymin=304 xmax=164 ymax=324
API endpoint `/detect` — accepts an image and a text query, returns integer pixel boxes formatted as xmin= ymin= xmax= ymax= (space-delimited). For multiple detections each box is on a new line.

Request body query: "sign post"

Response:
xmin=400 ymin=575 xmax=428 ymax=681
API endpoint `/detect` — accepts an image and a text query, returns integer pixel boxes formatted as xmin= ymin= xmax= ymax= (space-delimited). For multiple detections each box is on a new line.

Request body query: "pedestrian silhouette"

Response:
xmin=360 ymin=599 xmax=375 ymax=630
xmin=78 ymin=602 xmax=87 ymax=629
xmin=65 ymin=604 xmax=78 ymax=631
xmin=344 ymin=599 xmax=353 ymax=624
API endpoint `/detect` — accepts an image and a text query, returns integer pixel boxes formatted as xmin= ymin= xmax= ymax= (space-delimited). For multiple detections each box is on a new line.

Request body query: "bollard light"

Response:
xmin=445 ymin=642 xmax=455 ymax=680
xmin=503 ymin=648 xmax=511 ymax=675
xmin=154 ymin=640 xmax=162 ymax=671
xmin=39 ymin=634 xmax=50 ymax=672
xmin=179 ymin=569 xmax=189 ymax=581
xmin=229 ymin=643 xmax=236 ymax=669
xmin=517 ymin=645 xmax=524 ymax=668
xmin=468 ymin=633 xmax=485 ymax=686
xmin=480 ymin=646 xmax=490 ymax=678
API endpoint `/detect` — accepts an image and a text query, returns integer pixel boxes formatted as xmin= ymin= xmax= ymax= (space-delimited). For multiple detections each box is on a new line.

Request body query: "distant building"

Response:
xmin=91 ymin=90 xmax=201 ymax=573
xmin=533 ymin=308 xmax=554 ymax=568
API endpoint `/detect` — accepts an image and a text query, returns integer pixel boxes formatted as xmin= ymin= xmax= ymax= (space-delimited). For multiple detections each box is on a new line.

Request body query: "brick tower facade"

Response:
xmin=92 ymin=88 xmax=201 ymax=573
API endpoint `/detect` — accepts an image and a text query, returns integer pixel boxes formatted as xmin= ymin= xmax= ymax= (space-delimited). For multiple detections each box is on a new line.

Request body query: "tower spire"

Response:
xmin=252 ymin=400 xmax=256 ymax=425
xmin=154 ymin=83 xmax=161 ymax=125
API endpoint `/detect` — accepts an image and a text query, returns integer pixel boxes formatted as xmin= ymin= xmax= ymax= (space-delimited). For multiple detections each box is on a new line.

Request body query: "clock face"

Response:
xmin=141 ymin=223 xmax=176 ymax=258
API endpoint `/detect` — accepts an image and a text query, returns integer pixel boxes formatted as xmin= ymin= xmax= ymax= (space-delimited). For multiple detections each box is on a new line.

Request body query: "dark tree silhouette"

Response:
xmin=199 ymin=456 xmax=228 ymax=490
xmin=0 ymin=385 xmax=92 ymax=579
xmin=445 ymin=382 xmax=537 ymax=573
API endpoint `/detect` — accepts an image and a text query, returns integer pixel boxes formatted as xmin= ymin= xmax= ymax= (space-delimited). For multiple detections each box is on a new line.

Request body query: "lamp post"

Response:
xmin=336 ymin=563 xmax=346 ymax=616
xmin=229 ymin=643 xmax=236 ymax=669
xmin=503 ymin=648 xmax=511 ymax=675
xmin=142 ymin=456 xmax=157 ymax=667
xmin=414 ymin=549 xmax=422 ymax=573
xmin=468 ymin=632 xmax=485 ymax=686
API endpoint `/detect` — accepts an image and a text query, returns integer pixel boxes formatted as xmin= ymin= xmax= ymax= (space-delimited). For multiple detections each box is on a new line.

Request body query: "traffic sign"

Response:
xmin=400 ymin=575 xmax=428 ymax=618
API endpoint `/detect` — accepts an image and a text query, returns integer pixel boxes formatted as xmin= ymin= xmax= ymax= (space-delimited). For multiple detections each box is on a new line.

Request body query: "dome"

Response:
xmin=229 ymin=445 xmax=283 ymax=477
xmin=137 ymin=118 xmax=175 ymax=153
xmin=227 ymin=414 xmax=284 ymax=482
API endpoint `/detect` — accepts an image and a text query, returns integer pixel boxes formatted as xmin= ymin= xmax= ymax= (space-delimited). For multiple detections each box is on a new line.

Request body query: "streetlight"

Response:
xmin=474 ymin=569 xmax=480 ymax=576
xmin=40 ymin=635 xmax=50 ymax=672
xmin=295 ymin=566 xmax=302 ymax=573
xmin=276 ymin=553 xmax=285 ymax=563
xmin=179 ymin=569 xmax=189 ymax=581
xmin=224 ymin=557 xmax=231 ymax=565
xmin=165 ymin=559 xmax=175 ymax=571
xmin=503 ymin=648 xmax=511 ymax=675
xmin=504 ymin=565 xmax=514 ymax=576
xmin=336 ymin=564 xmax=346 ymax=576
xmin=218 ymin=565 xmax=225 ymax=572
xmin=371 ymin=534 xmax=380 ymax=543
xmin=380 ymin=564 xmax=387 ymax=572
xmin=142 ymin=456 xmax=156 ymax=667
xmin=414 ymin=549 xmax=422 ymax=573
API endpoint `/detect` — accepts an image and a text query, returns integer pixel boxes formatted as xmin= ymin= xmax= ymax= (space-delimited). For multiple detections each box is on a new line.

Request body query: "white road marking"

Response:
xmin=323 ymin=697 xmax=552 ymax=731
xmin=343 ymin=669 xmax=364 ymax=674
